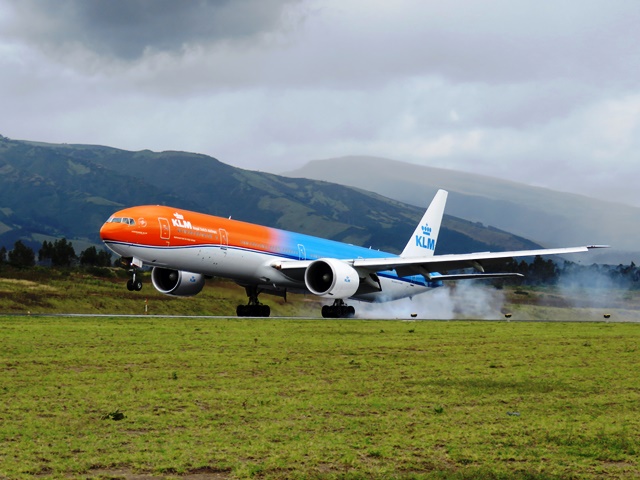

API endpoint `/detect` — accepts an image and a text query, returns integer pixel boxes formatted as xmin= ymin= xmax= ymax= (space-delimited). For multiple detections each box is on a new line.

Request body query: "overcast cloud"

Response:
xmin=1 ymin=0 xmax=639 ymax=206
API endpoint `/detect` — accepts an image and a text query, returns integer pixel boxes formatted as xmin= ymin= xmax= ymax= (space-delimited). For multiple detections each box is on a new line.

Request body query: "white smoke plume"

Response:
xmin=353 ymin=282 xmax=505 ymax=320
xmin=556 ymin=264 xmax=623 ymax=310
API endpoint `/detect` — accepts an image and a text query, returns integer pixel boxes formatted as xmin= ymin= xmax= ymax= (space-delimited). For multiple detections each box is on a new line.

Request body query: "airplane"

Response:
xmin=99 ymin=189 xmax=606 ymax=318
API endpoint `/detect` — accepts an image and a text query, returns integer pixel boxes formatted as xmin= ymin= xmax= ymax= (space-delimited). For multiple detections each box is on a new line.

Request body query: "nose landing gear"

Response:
xmin=121 ymin=257 xmax=143 ymax=291
xmin=126 ymin=273 xmax=143 ymax=292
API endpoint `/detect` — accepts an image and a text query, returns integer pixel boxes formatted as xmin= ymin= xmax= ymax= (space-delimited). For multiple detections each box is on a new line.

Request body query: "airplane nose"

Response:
xmin=99 ymin=221 xmax=115 ymax=241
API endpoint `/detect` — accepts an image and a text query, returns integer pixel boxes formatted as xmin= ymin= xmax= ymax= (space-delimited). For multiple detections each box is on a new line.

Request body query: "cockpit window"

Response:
xmin=107 ymin=217 xmax=136 ymax=225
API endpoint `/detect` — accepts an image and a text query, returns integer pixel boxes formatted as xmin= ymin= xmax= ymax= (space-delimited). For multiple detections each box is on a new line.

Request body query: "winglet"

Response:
xmin=401 ymin=189 xmax=448 ymax=258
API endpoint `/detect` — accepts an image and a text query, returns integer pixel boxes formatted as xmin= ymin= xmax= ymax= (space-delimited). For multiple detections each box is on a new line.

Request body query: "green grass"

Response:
xmin=0 ymin=268 xmax=322 ymax=317
xmin=1 ymin=317 xmax=639 ymax=479
xmin=1 ymin=268 xmax=638 ymax=322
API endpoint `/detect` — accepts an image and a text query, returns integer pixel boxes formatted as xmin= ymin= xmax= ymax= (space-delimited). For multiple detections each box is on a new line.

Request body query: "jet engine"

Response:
xmin=304 ymin=258 xmax=360 ymax=298
xmin=151 ymin=267 xmax=205 ymax=296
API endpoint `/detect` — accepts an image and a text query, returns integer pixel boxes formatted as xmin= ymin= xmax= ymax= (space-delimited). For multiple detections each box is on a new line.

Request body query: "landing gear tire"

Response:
xmin=124 ymin=258 xmax=143 ymax=292
xmin=322 ymin=300 xmax=355 ymax=318
xmin=126 ymin=276 xmax=143 ymax=292
xmin=236 ymin=286 xmax=271 ymax=317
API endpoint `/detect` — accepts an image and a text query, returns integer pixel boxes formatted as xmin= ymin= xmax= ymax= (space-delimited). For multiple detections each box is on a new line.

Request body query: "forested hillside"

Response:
xmin=0 ymin=135 xmax=540 ymax=255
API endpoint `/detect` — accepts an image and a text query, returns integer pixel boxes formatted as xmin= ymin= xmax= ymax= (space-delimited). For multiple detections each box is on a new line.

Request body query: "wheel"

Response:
xmin=260 ymin=305 xmax=271 ymax=317
xmin=236 ymin=305 xmax=246 ymax=317
xmin=322 ymin=305 xmax=330 ymax=318
xmin=126 ymin=279 xmax=134 ymax=291
xmin=134 ymin=280 xmax=143 ymax=291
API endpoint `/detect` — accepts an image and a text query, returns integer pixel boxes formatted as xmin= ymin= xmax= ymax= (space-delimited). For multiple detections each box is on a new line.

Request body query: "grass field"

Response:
xmin=1 ymin=267 xmax=639 ymax=321
xmin=0 ymin=269 xmax=323 ymax=318
xmin=1 ymin=316 xmax=639 ymax=479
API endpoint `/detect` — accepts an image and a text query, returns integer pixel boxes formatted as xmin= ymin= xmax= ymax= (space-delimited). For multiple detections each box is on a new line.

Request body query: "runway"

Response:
xmin=2 ymin=313 xmax=638 ymax=322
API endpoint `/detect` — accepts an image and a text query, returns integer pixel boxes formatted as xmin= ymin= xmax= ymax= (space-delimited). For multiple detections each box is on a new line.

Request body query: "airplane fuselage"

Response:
xmin=100 ymin=190 xmax=602 ymax=318
xmin=100 ymin=205 xmax=435 ymax=303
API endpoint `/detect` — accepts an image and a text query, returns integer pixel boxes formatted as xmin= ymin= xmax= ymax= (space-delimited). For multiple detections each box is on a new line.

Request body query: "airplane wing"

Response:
xmin=353 ymin=245 xmax=608 ymax=279
xmin=274 ymin=245 xmax=608 ymax=281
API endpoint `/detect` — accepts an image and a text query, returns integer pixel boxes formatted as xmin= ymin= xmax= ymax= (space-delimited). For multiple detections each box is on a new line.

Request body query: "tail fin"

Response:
xmin=400 ymin=189 xmax=448 ymax=258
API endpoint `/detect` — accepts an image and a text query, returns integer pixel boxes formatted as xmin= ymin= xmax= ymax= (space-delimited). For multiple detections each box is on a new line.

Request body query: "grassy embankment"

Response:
xmin=1 ymin=316 xmax=639 ymax=479
xmin=0 ymin=267 xmax=639 ymax=320
xmin=0 ymin=268 xmax=321 ymax=318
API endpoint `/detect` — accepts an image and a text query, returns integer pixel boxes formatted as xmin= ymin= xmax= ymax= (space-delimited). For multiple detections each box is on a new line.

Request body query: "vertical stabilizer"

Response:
xmin=400 ymin=189 xmax=448 ymax=258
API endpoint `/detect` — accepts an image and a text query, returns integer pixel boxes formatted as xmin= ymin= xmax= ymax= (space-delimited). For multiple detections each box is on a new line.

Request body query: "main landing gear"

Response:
xmin=322 ymin=299 xmax=356 ymax=319
xmin=236 ymin=286 xmax=271 ymax=317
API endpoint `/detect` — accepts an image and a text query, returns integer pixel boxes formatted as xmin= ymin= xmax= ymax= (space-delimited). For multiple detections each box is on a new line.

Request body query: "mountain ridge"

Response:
xmin=0 ymin=136 xmax=539 ymax=258
xmin=283 ymin=155 xmax=637 ymax=264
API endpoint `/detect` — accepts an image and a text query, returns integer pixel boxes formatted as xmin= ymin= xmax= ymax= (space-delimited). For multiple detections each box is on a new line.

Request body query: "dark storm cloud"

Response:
xmin=4 ymin=0 xmax=301 ymax=60
xmin=1 ymin=0 xmax=639 ymax=207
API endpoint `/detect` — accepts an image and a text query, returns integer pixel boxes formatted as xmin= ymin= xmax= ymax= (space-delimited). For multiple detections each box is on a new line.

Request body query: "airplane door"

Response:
xmin=298 ymin=244 xmax=306 ymax=260
xmin=220 ymin=228 xmax=228 ymax=252
xmin=158 ymin=218 xmax=170 ymax=241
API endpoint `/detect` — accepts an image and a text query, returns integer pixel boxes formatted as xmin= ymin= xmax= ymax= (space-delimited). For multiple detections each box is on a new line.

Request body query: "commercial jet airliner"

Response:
xmin=100 ymin=190 xmax=605 ymax=318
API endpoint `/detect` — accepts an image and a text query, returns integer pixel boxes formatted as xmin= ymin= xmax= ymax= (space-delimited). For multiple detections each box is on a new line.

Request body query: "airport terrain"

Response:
xmin=0 ymin=267 xmax=638 ymax=321
xmin=1 ymin=315 xmax=639 ymax=479
xmin=1 ymin=269 xmax=638 ymax=479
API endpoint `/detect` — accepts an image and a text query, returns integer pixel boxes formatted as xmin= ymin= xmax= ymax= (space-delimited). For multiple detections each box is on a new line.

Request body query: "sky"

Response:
xmin=1 ymin=0 xmax=639 ymax=206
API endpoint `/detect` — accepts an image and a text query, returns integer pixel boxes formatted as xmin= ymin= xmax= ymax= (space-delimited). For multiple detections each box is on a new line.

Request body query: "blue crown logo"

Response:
xmin=421 ymin=224 xmax=432 ymax=237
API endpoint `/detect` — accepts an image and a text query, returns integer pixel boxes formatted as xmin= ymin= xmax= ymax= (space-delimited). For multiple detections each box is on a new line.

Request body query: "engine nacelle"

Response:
xmin=304 ymin=258 xmax=360 ymax=298
xmin=151 ymin=267 xmax=205 ymax=296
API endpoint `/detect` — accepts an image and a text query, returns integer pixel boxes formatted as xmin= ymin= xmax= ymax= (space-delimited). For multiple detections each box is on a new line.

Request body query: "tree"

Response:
xmin=39 ymin=238 xmax=77 ymax=267
xmin=527 ymin=255 xmax=558 ymax=285
xmin=0 ymin=246 xmax=6 ymax=263
xmin=39 ymin=241 xmax=53 ymax=264
xmin=79 ymin=246 xmax=112 ymax=267
xmin=8 ymin=240 xmax=35 ymax=268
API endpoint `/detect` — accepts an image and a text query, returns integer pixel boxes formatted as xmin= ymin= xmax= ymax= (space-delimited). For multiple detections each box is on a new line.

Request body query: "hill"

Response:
xmin=284 ymin=156 xmax=639 ymax=264
xmin=0 ymin=135 xmax=538 ymax=256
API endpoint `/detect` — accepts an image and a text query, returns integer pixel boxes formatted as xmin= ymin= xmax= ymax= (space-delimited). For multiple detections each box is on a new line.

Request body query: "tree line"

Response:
xmin=1 ymin=239 xmax=638 ymax=290
xmin=496 ymin=256 xmax=640 ymax=289
xmin=0 ymin=239 xmax=112 ymax=269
